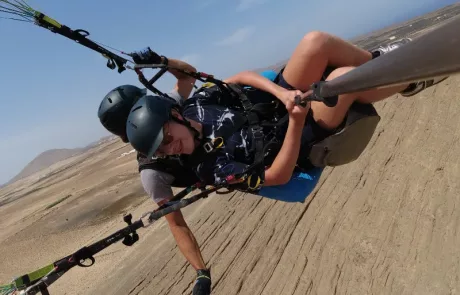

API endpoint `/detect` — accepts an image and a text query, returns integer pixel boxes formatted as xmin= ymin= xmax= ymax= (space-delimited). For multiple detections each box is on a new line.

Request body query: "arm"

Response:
xmin=264 ymin=118 xmax=305 ymax=186
xmin=224 ymin=71 xmax=289 ymax=105
xmin=263 ymin=92 xmax=309 ymax=186
xmin=206 ymin=85 xmax=307 ymax=187
xmin=164 ymin=57 xmax=197 ymax=99
xmin=139 ymin=169 xmax=207 ymax=270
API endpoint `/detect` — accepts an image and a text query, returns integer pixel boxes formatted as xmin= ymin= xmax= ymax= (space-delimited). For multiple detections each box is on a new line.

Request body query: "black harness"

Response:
xmin=177 ymin=83 xmax=290 ymax=192
xmin=137 ymin=154 xmax=199 ymax=188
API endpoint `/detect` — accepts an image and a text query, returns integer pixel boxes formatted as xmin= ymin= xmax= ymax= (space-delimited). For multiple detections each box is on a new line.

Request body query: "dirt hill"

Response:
xmin=3 ymin=135 xmax=115 ymax=187
xmin=8 ymin=148 xmax=84 ymax=184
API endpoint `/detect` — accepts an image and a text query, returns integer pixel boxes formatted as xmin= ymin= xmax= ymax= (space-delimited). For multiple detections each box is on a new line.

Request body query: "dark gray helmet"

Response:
xmin=126 ymin=95 xmax=177 ymax=158
xmin=98 ymin=85 xmax=147 ymax=142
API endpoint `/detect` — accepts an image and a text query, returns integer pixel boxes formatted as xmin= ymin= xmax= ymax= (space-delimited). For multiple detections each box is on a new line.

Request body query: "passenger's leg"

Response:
xmin=309 ymin=67 xmax=408 ymax=129
xmin=282 ymin=31 xmax=373 ymax=92
xmin=280 ymin=31 xmax=409 ymax=129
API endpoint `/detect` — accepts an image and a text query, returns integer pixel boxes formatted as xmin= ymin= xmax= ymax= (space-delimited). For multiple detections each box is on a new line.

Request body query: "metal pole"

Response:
xmin=317 ymin=15 xmax=460 ymax=98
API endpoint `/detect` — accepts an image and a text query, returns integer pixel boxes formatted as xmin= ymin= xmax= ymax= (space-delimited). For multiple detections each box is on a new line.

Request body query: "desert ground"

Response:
xmin=1 ymin=6 xmax=460 ymax=295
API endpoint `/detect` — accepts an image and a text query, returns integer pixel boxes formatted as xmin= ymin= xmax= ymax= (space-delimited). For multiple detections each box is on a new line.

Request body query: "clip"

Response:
xmin=247 ymin=174 xmax=262 ymax=190
xmin=203 ymin=142 xmax=213 ymax=153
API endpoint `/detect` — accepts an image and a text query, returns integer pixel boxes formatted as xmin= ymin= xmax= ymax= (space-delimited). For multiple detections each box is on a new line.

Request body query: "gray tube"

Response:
xmin=318 ymin=15 xmax=460 ymax=98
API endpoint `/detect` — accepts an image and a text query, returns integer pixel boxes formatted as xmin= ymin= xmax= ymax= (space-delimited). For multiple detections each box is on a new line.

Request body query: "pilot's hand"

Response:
xmin=130 ymin=47 xmax=163 ymax=65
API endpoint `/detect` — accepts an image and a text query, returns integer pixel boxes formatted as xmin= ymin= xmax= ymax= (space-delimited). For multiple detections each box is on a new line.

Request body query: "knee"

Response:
xmin=301 ymin=31 xmax=332 ymax=48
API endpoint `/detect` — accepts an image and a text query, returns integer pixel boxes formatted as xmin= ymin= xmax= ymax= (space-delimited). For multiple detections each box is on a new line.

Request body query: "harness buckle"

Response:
xmin=203 ymin=142 xmax=214 ymax=153
xmin=203 ymin=137 xmax=224 ymax=153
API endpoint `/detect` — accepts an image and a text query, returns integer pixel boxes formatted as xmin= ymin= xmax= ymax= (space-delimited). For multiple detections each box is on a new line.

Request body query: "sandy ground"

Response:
xmin=2 ymin=9 xmax=460 ymax=295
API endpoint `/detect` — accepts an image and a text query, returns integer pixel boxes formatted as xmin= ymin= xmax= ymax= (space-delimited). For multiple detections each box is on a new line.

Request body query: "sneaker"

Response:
xmin=372 ymin=37 xmax=412 ymax=56
xmin=400 ymin=76 xmax=448 ymax=97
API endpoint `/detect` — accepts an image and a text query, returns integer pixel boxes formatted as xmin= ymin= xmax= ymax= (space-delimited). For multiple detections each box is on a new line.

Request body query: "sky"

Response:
xmin=0 ymin=0 xmax=456 ymax=184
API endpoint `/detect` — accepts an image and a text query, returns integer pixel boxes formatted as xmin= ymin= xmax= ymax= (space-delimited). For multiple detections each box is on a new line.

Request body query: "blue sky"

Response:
xmin=0 ymin=0 xmax=456 ymax=184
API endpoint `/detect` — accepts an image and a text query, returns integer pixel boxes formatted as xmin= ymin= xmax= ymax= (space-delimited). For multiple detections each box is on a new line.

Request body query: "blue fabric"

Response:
xmin=244 ymin=70 xmax=278 ymax=90
xmin=258 ymin=167 xmax=324 ymax=203
xmin=259 ymin=70 xmax=278 ymax=81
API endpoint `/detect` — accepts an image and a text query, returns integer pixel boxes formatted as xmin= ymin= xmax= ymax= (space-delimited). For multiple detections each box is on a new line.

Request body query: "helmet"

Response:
xmin=126 ymin=95 xmax=177 ymax=158
xmin=98 ymin=84 xmax=147 ymax=142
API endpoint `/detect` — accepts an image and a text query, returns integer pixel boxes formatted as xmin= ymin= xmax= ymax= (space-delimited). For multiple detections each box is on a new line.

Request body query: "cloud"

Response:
xmin=237 ymin=0 xmax=269 ymax=11
xmin=215 ymin=26 xmax=256 ymax=46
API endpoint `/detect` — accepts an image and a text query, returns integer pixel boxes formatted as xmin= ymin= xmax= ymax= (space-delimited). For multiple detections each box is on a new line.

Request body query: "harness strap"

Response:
xmin=35 ymin=12 xmax=128 ymax=73
xmin=227 ymin=84 xmax=266 ymax=190
xmin=11 ymin=264 xmax=55 ymax=290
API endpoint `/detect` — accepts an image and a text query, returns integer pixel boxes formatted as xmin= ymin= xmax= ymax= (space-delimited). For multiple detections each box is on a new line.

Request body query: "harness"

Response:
xmin=137 ymin=154 xmax=199 ymax=188
xmin=177 ymin=82 xmax=290 ymax=192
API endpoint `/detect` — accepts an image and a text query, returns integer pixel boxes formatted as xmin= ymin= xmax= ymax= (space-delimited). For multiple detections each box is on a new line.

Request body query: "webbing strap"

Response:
xmin=227 ymin=85 xmax=266 ymax=190
xmin=13 ymin=264 xmax=55 ymax=289
xmin=34 ymin=12 xmax=128 ymax=73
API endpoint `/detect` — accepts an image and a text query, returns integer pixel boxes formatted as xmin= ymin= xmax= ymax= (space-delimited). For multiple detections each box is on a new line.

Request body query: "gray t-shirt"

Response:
xmin=140 ymin=89 xmax=185 ymax=205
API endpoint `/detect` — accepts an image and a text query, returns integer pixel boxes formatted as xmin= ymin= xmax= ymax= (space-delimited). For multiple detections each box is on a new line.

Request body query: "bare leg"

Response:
xmin=282 ymin=31 xmax=373 ymax=92
xmin=281 ymin=31 xmax=409 ymax=129
xmin=310 ymin=67 xmax=408 ymax=129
